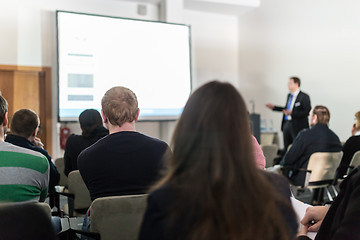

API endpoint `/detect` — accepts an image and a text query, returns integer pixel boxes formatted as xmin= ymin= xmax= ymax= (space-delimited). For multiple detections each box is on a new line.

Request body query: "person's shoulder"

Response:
xmin=0 ymin=142 xmax=49 ymax=171
xmin=262 ymin=171 xmax=291 ymax=197
xmin=299 ymin=91 xmax=310 ymax=97
xmin=137 ymin=132 xmax=169 ymax=147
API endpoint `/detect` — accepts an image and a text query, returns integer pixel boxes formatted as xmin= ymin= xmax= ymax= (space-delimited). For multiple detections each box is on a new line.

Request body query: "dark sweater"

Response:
xmin=5 ymin=134 xmax=60 ymax=189
xmin=64 ymin=126 xmax=108 ymax=176
xmin=77 ymin=131 xmax=169 ymax=201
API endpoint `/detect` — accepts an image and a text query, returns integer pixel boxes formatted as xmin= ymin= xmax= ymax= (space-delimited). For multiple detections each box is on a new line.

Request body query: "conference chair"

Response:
xmin=62 ymin=170 xmax=92 ymax=217
xmin=261 ymin=144 xmax=278 ymax=168
xmin=0 ymin=202 xmax=55 ymax=240
xmin=298 ymin=152 xmax=343 ymax=204
xmin=348 ymin=150 xmax=360 ymax=174
xmin=89 ymin=194 xmax=148 ymax=240
xmin=55 ymin=157 xmax=68 ymax=188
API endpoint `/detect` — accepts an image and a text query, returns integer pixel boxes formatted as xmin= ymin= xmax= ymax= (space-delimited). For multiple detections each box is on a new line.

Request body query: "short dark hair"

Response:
xmin=290 ymin=76 xmax=301 ymax=87
xmin=0 ymin=96 xmax=8 ymax=124
xmin=313 ymin=105 xmax=330 ymax=124
xmin=79 ymin=109 xmax=103 ymax=137
xmin=10 ymin=109 xmax=39 ymax=138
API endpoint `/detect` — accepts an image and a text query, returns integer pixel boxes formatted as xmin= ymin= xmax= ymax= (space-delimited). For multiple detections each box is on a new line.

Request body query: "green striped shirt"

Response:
xmin=0 ymin=142 xmax=49 ymax=203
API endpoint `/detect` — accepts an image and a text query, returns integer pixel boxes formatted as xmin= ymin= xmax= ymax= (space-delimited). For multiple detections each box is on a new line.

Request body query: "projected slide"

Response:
xmin=57 ymin=11 xmax=192 ymax=121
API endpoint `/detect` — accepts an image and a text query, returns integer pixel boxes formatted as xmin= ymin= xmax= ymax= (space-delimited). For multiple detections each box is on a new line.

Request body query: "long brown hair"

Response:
xmin=155 ymin=81 xmax=294 ymax=240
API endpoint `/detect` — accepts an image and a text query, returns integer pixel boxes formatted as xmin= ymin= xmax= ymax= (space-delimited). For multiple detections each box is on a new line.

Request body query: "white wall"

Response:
xmin=238 ymin=0 xmax=360 ymax=147
xmin=0 ymin=0 xmax=240 ymax=158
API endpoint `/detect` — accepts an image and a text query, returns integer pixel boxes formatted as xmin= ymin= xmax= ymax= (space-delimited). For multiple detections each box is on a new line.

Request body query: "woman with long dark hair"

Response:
xmin=139 ymin=81 xmax=297 ymax=240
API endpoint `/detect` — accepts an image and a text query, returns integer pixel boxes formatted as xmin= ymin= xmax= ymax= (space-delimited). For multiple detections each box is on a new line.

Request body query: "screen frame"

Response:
xmin=56 ymin=10 xmax=192 ymax=123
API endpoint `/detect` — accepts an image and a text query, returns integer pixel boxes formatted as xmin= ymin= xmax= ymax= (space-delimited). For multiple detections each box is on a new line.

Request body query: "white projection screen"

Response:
xmin=56 ymin=11 xmax=192 ymax=122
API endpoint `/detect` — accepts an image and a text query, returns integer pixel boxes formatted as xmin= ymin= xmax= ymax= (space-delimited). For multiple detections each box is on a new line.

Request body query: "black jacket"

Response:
xmin=139 ymin=172 xmax=298 ymax=240
xmin=282 ymin=123 xmax=342 ymax=186
xmin=336 ymin=135 xmax=360 ymax=179
xmin=273 ymin=91 xmax=311 ymax=135
xmin=298 ymin=166 xmax=360 ymax=240
xmin=64 ymin=126 xmax=108 ymax=176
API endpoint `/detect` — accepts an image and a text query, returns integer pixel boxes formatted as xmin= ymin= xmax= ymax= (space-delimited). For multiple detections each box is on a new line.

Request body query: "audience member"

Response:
xmin=266 ymin=76 xmax=311 ymax=153
xmin=139 ymin=81 xmax=298 ymax=240
xmin=64 ymin=109 xmax=108 ymax=176
xmin=252 ymin=135 xmax=266 ymax=169
xmin=281 ymin=105 xmax=342 ymax=188
xmin=78 ymin=86 xmax=169 ymax=200
xmin=297 ymin=165 xmax=360 ymax=239
xmin=5 ymin=109 xmax=59 ymax=196
xmin=335 ymin=110 xmax=360 ymax=180
xmin=0 ymin=97 xmax=49 ymax=203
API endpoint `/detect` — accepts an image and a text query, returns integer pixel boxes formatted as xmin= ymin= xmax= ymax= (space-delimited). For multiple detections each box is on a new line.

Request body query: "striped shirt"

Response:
xmin=0 ymin=141 xmax=49 ymax=203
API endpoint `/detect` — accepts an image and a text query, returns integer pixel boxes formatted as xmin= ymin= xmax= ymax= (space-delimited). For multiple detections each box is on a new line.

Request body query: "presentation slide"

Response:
xmin=57 ymin=11 xmax=192 ymax=122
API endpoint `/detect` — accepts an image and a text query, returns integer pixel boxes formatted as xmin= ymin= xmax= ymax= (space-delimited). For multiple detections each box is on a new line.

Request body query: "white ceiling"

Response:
xmin=117 ymin=0 xmax=260 ymax=15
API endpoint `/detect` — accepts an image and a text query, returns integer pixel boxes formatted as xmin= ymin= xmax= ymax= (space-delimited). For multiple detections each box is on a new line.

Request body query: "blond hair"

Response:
xmin=101 ymin=86 xmax=138 ymax=127
xmin=355 ymin=111 xmax=360 ymax=130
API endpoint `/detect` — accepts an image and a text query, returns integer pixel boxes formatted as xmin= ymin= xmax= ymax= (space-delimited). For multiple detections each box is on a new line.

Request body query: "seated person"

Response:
xmin=0 ymin=97 xmax=49 ymax=203
xmin=64 ymin=109 xmax=108 ymax=176
xmin=5 ymin=109 xmax=60 ymax=191
xmin=139 ymin=81 xmax=298 ymax=240
xmin=252 ymin=135 xmax=266 ymax=169
xmin=280 ymin=105 xmax=342 ymax=187
xmin=297 ymin=165 xmax=360 ymax=240
xmin=78 ymin=86 xmax=169 ymax=201
xmin=335 ymin=110 xmax=360 ymax=180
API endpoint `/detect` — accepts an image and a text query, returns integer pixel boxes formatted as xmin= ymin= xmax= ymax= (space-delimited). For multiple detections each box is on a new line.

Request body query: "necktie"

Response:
xmin=285 ymin=94 xmax=293 ymax=120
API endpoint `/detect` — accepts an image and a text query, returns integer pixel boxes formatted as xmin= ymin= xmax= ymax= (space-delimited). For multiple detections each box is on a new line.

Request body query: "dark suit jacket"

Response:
xmin=273 ymin=91 xmax=311 ymax=135
xmin=138 ymin=171 xmax=298 ymax=240
xmin=282 ymin=123 xmax=342 ymax=186
xmin=336 ymin=135 xmax=360 ymax=179
xmin=298 ymin=166 xmax=360 ymax=240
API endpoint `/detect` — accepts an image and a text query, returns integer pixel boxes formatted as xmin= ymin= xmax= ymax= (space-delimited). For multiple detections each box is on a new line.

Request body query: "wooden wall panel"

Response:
xmin=0 ymin=65 xmax=52 ymax=155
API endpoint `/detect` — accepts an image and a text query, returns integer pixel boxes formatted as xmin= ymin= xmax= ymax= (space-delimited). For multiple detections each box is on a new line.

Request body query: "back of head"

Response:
xmin=158 ymin=81 xmax=292 ymax=240
xmin=101 ymin=86 xmax=138 ymax=127
xmin=79 ymin=109 xmax=103 ymax=137
xmin=0 ymin=96 xmax=7 ymax=124
xmin=313 ymin=105 xmax=330 ymax=125
xmin=10 ymin=109 xmax=39 ymax=138
xmin=355 ymin=111 xmax=360 ymax=130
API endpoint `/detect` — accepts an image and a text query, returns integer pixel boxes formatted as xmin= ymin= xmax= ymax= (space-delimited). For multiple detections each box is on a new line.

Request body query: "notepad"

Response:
xmin=291 ymin=197 xmax=317 ymax=239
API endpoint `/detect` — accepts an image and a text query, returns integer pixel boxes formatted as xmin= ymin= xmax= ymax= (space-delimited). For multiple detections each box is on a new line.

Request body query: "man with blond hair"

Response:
xmin=78 ymin=86 xmax=169 ymax=201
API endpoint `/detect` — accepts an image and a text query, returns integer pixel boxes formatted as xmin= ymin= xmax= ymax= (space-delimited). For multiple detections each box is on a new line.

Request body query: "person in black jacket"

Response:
xmin=64 ymin=109 xmax=108 ymax=176
xmin=335 ymin=110 xmax=360 ymax=180
xmin=266 ymin=76 xmax=311 ymax=153
xmin=139 ymin=81 xmax=298 ymax=240
xmin=5 ymin=109 xmax=60 ymax=191
xmin=297 ymin=166 xmax=360 ymax=240
xmin=280 ymin=105 xmax=342 ymax=187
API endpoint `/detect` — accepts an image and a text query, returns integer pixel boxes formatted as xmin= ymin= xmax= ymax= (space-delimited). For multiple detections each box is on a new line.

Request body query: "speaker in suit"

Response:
xmin=266 ymin=77 xmax=311 ymax=153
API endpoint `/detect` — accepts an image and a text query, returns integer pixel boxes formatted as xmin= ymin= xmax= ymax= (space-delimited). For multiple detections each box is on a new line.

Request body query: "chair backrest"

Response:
xmin=305 ymin=152 xmax=343 ymax=187
xmin=349 ymin=150 xmax=360 ymax=170
xmin=54 ymin=157 xmax=68 ymax=188
xmin=68 ymin=170 xmax=92 ymax=210
xmin=261 ymin=144 xmax=278 ymax=168
xmin=90 ymin=194 xmax=148 ymax=240
xmin=0 ymin=202 xmax=55 ymax=240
